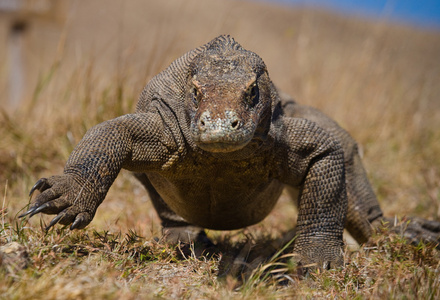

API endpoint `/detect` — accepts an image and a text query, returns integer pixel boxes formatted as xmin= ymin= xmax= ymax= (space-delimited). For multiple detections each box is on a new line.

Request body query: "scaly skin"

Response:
xmin=21 ymin=35 xmax=439 ymax=272
xmin=279 ymin=92 xmax=440 ymax=246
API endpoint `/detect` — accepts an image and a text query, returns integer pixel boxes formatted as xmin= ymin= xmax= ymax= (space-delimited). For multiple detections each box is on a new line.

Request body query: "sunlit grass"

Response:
xmin=1 ymin=1 xmax=439 ymax=298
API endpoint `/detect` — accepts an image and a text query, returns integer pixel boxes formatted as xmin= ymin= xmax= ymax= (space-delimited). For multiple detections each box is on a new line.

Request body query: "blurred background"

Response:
xmin=270 ymin=0 xmax=440 ymax=28
xmin=1 ymin=0 xmax=439 ymax=109
xmin=0 ymin=0 xmax=439 ymax=232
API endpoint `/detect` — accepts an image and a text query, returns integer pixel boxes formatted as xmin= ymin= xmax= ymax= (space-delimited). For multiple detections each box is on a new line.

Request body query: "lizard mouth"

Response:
xmin=196 ymin=138 xmax=265 ymax=160
xmin=196 ymin=139 xmax=251 ymax=153
xmin=193 ymin=123 xmax=255 ymax=153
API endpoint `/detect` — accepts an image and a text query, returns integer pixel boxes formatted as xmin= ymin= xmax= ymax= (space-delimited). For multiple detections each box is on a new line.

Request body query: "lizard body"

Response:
xmin=21 ymin=35 xmax=439 ymax=270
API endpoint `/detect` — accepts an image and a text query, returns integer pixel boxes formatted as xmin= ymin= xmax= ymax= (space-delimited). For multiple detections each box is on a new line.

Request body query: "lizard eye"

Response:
xmin=192 ymin=88 xmax=200 ymax=107
xmin=247 ymin=83 xmax=259 ymax=106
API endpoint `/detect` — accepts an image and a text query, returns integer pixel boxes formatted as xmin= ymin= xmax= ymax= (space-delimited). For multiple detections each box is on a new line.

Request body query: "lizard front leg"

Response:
xmin=20 ymin=113 xmax=172 ymax=230
xmin=284 ymin=100 xmax=440 ymax=247
xmin=276 ymin=117 xmax=347 ymax=270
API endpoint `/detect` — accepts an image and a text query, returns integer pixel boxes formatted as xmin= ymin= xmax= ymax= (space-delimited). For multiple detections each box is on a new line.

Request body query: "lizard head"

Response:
xmin=187 ymin=39 xmax=273 ymax=154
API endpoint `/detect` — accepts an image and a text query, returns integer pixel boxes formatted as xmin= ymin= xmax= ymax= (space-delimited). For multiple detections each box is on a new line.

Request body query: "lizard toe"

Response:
xmin=70 ymin=212 xmax=93 ymax=230
xmin=30 ymin=198 xmax=70 ymax=217
xmin=376 ymin=217 xmax=440 ymax=248
xmin=29 ymin=178 xmax=50 ymax=197
xmin=20 ymin=189 xmax=62 ymax=218
xmin=45 ymin=206 xmax=81 ymax=230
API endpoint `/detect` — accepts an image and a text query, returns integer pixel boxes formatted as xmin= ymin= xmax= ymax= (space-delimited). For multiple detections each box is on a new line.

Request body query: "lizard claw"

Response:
xmin=69 ymin=213 xmax=92 ymax=230
xmin=29 ymin=178 xmax=49 ymax=197
xmin=20 ymin=178 xmax=52 ymax=218
xmin=27 ymin=203 xmax=52 ymax=218
xmin=18 ymin=206 xmax=37 ymax=218
xmin=46 ymin=213 xmax=64 ymax=231
xmin=18 ymin=203 xmax=51 ymax=219
xmin=70 ymin=218 xmax=82 ymax=230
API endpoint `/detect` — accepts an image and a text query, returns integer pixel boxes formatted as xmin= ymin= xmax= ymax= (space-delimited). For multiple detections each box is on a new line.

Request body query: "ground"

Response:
xmin=1 ymin=0 xmax=440 ymax=298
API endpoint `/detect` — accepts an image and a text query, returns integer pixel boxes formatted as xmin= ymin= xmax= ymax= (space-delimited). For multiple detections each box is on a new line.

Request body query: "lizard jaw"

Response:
xmin=196 ymin=140 xmax=251 ymax=153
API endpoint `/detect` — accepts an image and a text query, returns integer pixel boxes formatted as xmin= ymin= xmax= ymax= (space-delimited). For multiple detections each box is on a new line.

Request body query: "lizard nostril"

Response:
xmin=198 ymin=111 xmax=211 ymax=130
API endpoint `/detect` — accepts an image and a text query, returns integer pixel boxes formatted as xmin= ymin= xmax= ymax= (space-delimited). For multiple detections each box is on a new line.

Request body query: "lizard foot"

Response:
xmin=19 ymin=175 xmax=98 ymax=230
xmin=162 ymin=226 xmax=217 ymax=257
xmin=372 ymin=217 xmax=440 ymax=248
xmin=293 ymin=240 xmax=344 ymax=275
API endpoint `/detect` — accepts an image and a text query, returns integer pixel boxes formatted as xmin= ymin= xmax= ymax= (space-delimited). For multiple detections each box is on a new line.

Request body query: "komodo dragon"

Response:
xmin=20 ymin=35 xmax=439 ymax=269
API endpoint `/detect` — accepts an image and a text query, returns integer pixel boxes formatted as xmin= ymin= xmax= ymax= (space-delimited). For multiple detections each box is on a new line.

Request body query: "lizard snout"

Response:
xmin=191 ymin=109 xmax=255 ymax=153
xmin=198 ymin=110 xmax=242 ymax=132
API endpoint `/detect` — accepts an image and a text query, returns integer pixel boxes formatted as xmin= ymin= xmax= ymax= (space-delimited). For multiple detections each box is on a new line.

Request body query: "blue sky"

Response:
xmin=269 ymin=0 xmax=440 ymax=29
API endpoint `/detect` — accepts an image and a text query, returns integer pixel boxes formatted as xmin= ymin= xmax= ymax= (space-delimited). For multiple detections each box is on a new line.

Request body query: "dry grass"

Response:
xmin=1 ymin=0 xmax=439 ymax=298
